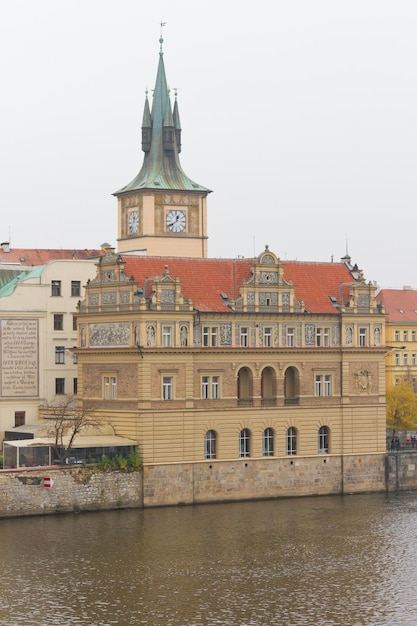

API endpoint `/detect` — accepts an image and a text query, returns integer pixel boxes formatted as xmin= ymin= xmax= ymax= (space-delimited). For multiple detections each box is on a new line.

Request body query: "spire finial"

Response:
xmin=159 ymin=21 xmax=167 ymax=54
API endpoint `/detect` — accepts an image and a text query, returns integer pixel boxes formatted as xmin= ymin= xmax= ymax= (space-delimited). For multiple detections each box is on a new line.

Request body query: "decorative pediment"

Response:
xmin=237 ymin=245 xmax=300 ymax=312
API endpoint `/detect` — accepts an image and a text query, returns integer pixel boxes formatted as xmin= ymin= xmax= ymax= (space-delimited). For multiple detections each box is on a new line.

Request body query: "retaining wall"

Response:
xmin=1 ymin=452 xmax=416 ymax=518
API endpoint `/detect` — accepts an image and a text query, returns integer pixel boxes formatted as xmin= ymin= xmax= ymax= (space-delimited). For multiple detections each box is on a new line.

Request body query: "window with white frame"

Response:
xmin=239 ymin=428 xmax=250 ymax=457
xmin=162 ymin=326 xmax=172 ymax=347
xmin=287 ymin=327 xmax=295 ymax=347
xmin=204 ymin=430 xmax=217 ymax=459
xmin=162 ymin=376 xmax=173 ymax=400
xmin=201 ymin=375 xmax=220 ymax=399
xmin=262 ymin=427 xmax=274 ymax=456
xmin=412 ymin=331 xmax=416 ymax=341
xmin=318 ymin=426 xmax=329 ymax=454
xmin=404 ymin=353 xmax=408 ymax=366
xmin=55 ymin=346 xmax=65 ymax=364
xmin=395 ymin=330 xmax=400 ymax=341
xmin=395 ymin=353 xmax=400 ymax=366
xmin=359 ymin=328 xmax=367 ymax=347
xmin=404 ymin=331 xmax=409 ymax=342
xmin=315 ymin=374 xmax=332 ymax=397
xmin=240 ymin=327 xmax=249 ymax=347
xmin=412 ymin=353 xmax=416 ymax=366
xmin=286 ymin=427 xmax=297 ymax=456
xmin=104 ymin=376 xmax=117 ymax=400
xmin=203 ymin=326 xmax=218 ymax=347
xmin=316 ymin=327 xmax=330 ymax=347
xmin=264 ymin=327 xmax=272 ymax=347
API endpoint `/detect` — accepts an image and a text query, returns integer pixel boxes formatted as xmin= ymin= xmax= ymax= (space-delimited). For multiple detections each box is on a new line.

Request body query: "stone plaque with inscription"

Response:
xmin=1 ymin=319 xmax=38 ymax=397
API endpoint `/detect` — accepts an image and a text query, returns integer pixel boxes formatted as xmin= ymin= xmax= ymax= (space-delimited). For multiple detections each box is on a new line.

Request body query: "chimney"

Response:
xmin=1 ymin=242 xmax=10 ymax=253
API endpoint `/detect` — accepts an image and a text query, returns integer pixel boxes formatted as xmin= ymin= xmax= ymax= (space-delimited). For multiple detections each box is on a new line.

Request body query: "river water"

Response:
xmin=1 ymin=492 xmax=417 ymax=626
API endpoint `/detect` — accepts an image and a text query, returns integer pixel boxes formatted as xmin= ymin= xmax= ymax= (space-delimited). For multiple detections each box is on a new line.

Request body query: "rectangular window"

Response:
xmin=203 ymin=327 xmax=218 ymax=347
xmin=212 ymin=376 xmax=220 ymax=399
xmin=104 ymin=376 xmax=117 ymax=400
xmin=73 ymin=378 xmax=78 ymax=395
xmin=55 ymin=346 xmax=65 ymax=364
xmin=315 ymin=374 xmax=332 ymax=397
xmin=395 ymin=353 xmax=400 ymax=366
xmin=359 ymin=328 xmax=367 ymax=347
xmin=71 ymin=280 xmax=81 ymax=297
xmin=163 ymin=376 xmax=173 ymax=400
xmin=404 ymin=331 xmax=409 ymax=342
xmin=202 ymin=376 xmax=210 ymax=399
xmin=55 ymin=378 xmax=65 ymax=394
xmin=240 ymin=327 xmax=248 ymax=347
xmin=264 ymin=327 xmax=272 ymax=347
xmin=287 ymin=327 xmax=295 ymax=347
xmin=51 ymin=280 xmax=61 ymax=296
xmin=316 ymin=328 xmax=329 ymax=346
xmin=162 ymin=326 xmax=172 ymax=347
xmin=412 ymin=331 xmax=416 ymax=342
xmin=53 ymin=314 xmax=64 ymax=331
xmin=73 ymin=316 xmax=78 ymax=331
xmin=211 ymin=328 xmax=218 ymax=347
xmin=14 ymin=411 xmax=25 ymax=427
xmin=404 ymin=353 xmax=408 ymax=366
xmin=201 ymin=375 xmax=220 ymax=399
xmin=412 ymin=353 xmax=416 ymax=366
xmin=395 ymin=330 xmax=400 ymax=341
xmin=72 ymin=353 xmax=78 ymax=365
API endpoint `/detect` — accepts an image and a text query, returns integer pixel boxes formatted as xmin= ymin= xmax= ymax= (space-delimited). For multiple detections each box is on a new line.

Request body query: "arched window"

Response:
xmin=262 ymin=427 xmax=274 ymax=456
xmin=239 ymin=428 xmax=251 ymax=458
xmin=284 ymin=366 xmax=299 ymax=405
xmin=318 ymin=426 xmax=329 ymax=454
xmin=286 ymin=427 xmax=297 ymax=455
xmin=261 ymin=367 xmax=276 ymax=406
xmin=237 ymin=367 xmax=253 ymax=406
xmin=204 ymin=430 xmax=217 ymax=459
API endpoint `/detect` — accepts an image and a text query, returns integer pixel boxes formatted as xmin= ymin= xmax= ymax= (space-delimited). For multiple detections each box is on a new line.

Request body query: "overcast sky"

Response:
xmin=1 ymin=0 xmax=416 ymax=288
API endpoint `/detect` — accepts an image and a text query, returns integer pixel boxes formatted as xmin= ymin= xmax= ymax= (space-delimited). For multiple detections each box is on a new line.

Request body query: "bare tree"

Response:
xmin=43 ymin=395 xmax=99 ymax=464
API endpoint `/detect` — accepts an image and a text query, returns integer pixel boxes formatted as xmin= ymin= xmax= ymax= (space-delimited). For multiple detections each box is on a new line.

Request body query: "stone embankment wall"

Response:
xmin=1 ymin=453 xmax=416 ymax=518
xmin=0 ymin=467 xmax=142 ymax=518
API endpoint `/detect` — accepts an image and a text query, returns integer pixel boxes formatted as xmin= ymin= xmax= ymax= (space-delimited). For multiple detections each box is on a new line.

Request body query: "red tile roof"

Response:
xmin=0 ymin=248 xmax=103 ymax=266
xmin=122 ymin=256 xmax=355 ymax=314
xmin=376 ymin=289 xmax=417 ymax=323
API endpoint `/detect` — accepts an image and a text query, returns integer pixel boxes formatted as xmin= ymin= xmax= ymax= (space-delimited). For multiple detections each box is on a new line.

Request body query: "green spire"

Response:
xmin=115 ymin=37 xmax=209 ymax=194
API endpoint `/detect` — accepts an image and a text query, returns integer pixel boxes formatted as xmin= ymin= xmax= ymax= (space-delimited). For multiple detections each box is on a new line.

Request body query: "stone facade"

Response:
xmin=0 ymin=468 xmax=142 ymax=518
xmin=2 ymin=452 xmax=417 ymax=518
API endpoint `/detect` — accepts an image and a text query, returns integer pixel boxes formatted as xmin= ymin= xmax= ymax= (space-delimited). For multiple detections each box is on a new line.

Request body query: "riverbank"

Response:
xmin=1 ymin=452 xmax=416 ymax=518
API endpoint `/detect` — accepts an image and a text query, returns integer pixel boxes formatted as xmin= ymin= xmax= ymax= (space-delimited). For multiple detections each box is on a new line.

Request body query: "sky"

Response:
xmin=1 ymin=0 xmax=416 ymax=289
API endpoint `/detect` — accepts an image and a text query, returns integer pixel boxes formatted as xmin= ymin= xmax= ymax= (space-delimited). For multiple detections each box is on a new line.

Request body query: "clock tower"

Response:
xmin=115 ymin=36 xmax=211 ymax=258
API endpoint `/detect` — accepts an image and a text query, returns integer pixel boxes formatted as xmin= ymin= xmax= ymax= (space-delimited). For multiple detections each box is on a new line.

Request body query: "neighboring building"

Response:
xmin=73 ymin=38 xmax=388 ymax=504
xmin=0 ymin=249 xmax=102 ymax=437
xmin=376 ymin=287 xmax=417 ymax=390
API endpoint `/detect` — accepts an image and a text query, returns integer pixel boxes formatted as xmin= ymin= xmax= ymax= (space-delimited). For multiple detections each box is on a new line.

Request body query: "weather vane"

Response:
xmin=159 ymin=21 xmax=167 ymax=53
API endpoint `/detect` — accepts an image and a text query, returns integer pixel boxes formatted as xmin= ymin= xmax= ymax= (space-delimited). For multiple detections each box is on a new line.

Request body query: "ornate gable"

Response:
xmin=236 ymin=245 xmax=304 ymax=313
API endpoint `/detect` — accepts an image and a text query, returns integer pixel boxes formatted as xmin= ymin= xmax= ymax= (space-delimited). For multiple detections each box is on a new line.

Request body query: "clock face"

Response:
xmin=128 ymin=210 xmax=139 ymax=234
xmin=166 ymin=210 xmax=186 ymax=233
